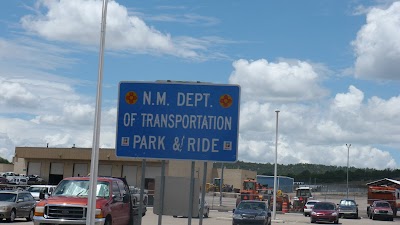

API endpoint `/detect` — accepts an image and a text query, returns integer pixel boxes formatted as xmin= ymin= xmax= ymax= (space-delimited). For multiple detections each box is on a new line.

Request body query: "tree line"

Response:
xmin=0 ymin=157 xmax=11 ymax=164
xmin=214 ymin=161 xmax=400 ymax=184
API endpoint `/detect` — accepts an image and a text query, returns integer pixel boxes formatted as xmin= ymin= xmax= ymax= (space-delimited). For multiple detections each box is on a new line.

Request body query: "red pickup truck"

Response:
xmin=33 ymin=176 xmax=133 ymax=225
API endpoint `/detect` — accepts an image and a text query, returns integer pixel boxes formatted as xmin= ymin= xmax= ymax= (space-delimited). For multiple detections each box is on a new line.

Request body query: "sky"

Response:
xmin=0 ymin=0 xmax=400 ymax=170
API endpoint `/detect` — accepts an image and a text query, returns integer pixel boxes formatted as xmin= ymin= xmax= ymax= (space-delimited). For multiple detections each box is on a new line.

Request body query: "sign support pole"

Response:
xmin=157 ymin=160 xmax=166 ymax=225
xmin=199 ymin=162 xmax=208 ymax=225
xmin=219 ymin=163 xmax=224 ymax=206
xmin=188 ymin=161 xmax=195 ymax=225
xmin=139 ymin=159 xmax=146 ymax=225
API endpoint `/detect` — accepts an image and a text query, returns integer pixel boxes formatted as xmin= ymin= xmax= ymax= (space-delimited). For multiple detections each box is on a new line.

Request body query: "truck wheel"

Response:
xmin=6 ymin=210 xmax=16 ymax=222
xmin=26 ymin=209 xmax=34 ymax=221
xmin=105 ymin=217 xmax=112 ymax=225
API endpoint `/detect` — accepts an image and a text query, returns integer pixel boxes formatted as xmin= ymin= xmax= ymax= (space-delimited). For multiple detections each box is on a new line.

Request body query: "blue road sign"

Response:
xmin=116 ymin=81 xmax=240 ymax=162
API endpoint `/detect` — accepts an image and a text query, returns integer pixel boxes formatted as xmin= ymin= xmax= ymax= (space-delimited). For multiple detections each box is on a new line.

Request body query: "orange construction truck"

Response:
xmin=367 ymin=185 xmax=399 ymax=217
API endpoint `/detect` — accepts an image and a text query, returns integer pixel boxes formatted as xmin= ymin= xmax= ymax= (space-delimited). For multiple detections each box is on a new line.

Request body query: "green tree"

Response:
xmin=0 ymin=157 xmax=11 ymax=164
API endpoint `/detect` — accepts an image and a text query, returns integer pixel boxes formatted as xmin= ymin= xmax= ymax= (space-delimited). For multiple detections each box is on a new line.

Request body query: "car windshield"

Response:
xmin=237 ymin=202 xmax=266 ymax=210
xmin=0 ymin=193 xmax=17 ymax=202
xmin=314 ymin=203 xmax=335 ymax=210
xmin=27 ymin=187 xmax=47 ymax=193
xmin=307 ymin=201 xmax=318 ymax=205
xmin=376 ymin=202 xmax=390 ymax=207
xmin=52 ymin=180 xmax=109 ymax=198
xmin=340 ymin=200 xmax=356 ymax=206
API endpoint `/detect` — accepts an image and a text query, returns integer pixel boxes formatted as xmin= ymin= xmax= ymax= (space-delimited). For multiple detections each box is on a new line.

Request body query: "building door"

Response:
xmin=73 ymin=163 xmax=88 ymax=177
xmin=49 ymin=163 xmax=64 ymax=185
xmin=122 ymin=165 xmax=137 ymax=186
xmin=144 ymin=166 xmax=161 ymax=206
xmin=99 ymin=164 xmax=112 ymax=177
xmin=27 ymin=162 xmax=41 ymax=176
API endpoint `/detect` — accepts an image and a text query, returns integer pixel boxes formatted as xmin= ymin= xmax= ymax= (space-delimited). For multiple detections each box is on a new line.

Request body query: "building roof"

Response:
xmin=365 ymin=178 xmax=400 ymax=186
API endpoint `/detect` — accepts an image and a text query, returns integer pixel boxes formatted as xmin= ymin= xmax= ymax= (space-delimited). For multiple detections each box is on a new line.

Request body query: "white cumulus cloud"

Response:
xmin=229 ymin=59 xmax=328 ymax=102
xmin=352 ymin=1 xmax=400 ymax=80
xmin=20 ymin=0 xmax=210 ymax=58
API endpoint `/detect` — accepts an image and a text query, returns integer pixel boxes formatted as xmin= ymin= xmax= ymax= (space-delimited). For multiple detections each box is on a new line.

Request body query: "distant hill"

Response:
xmin=214 ymin=161 xmax=400 ymax=184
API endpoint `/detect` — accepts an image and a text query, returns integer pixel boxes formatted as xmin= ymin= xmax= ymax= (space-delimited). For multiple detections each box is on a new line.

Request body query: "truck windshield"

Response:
xmin=243 ymin=181 xmax=255 ymax=190
xmin=296 ymin=189 xmax=312 ymax=197
xmin=52 ymin=180 xmax=110 ymax=198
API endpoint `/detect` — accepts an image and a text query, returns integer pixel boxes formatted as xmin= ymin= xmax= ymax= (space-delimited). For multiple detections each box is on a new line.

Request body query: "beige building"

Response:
xmin=14 ymin=147 xmax=213 ymax=189
xmin=0 ymin=163 xmax=13 ymax=173
xmin=215 ymin=168 xmax=257 ymax=190
xmin=11 ymin=147 xmax=255 ymax=192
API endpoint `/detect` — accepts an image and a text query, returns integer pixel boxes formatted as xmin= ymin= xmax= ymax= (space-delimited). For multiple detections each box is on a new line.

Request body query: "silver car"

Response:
xmin=0 ymin=190 xmax=36 ymax=222
xmin=337 ymin=199 xmax=358 ymax=218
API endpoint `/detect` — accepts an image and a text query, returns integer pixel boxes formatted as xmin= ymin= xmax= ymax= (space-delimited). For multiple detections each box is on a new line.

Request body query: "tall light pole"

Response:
xmin=346 ymin=144 xmax=351 ymax=199
xmin=272 ymin=110 xmax=280 ymax=220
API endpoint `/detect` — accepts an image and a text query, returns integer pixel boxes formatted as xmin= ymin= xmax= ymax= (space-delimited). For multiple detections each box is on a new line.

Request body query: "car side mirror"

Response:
xmin=123 ymin=194 xmax=130 ymax=203
xmin=39 ymin=191 xmax=45 ymax=200
xmin=17 ymin=198 xmax=24 ymax=203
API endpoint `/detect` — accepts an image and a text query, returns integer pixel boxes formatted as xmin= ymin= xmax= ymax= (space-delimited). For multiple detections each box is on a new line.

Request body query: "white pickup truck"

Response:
xmin=129 ymin=186 xmax=148 ymax=216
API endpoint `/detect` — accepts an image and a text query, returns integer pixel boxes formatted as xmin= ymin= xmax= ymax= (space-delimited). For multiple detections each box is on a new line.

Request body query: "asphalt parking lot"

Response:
xmin=142 ymin=209 xmax=398 ymax=225
xmin=6 ymin=208 xmax=399 ymax=225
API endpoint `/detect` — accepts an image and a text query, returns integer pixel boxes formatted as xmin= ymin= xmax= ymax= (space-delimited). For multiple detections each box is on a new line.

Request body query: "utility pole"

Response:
xmin=346 ymin=144 xmax=351 ymax=199
xmin=272 ymin=110 xmax=280 ymax=220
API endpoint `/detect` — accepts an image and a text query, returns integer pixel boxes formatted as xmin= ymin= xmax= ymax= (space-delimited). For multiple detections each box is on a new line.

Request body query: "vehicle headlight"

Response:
xmin=331 ymin=212 xmax=338 ymax=216
xmin=0 ymin=206 xmax=10 ymax=210
xmin=233 ymin=214 xmax=242 ymax=219
xmin=255 ymin=215 xmax=266 ymax=220
xmin=374 ymin=209 xmax=379 ymax=213
xmin=34 ymin=206 xmax=44 ymax=217
xmin=387 ymin=210 xmax=393 ymax=215
xmin=311 ymin=212 xmax=316 ymax=216
xmin=95 ymin=209 xmax=103 ymax=218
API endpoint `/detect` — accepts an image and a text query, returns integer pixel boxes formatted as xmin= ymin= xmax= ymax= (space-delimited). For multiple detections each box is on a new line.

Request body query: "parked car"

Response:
xmin=8 ymin=177 xmax=28 ymax=185
xmin=232 ymin=200 xmax=271 ymax=225
xmin=0 ymin=189 xmax=36 ymax=222
xmin=0 ymin=177 xmax=9 ymax=184
xmin=27 ymin=175 xmax=45 ymax=185
xmin=26 ymin=185 xmax=56 ymax=201
xmin=310 ymin=201 xmax=339 ymax=224
xmin=304 ymin=200 xmax=320 ymax=217
xmin=128 ymin=186 xmax=148 ymax=216
xmin=368 ymin=200 xmax=394 ymax=221
xmin=337 ymin=199 xmax=358 ymax=218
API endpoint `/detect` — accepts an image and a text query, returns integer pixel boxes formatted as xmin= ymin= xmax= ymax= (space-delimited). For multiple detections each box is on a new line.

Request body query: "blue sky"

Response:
xmin=1 ymin=0 xmax=400 ymax=169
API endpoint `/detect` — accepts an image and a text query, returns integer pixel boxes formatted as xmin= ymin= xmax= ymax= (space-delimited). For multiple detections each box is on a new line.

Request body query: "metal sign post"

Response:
xmin=199 ymin=162 xmax=208 ymax=225
xmin=87 ymin=1 xmax=108 ymax=225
